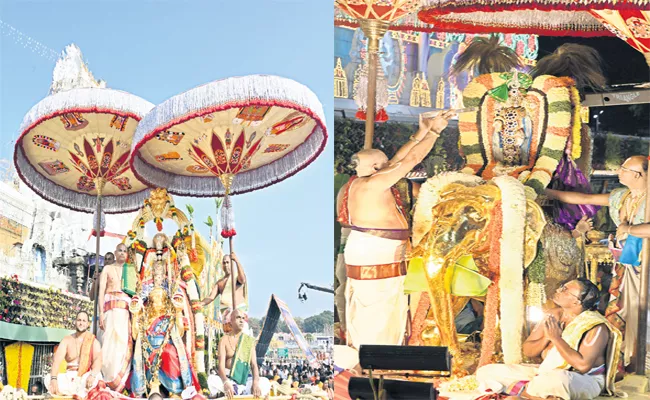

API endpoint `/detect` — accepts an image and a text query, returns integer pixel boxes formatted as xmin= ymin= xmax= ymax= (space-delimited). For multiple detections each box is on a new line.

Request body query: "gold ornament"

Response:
xmin=435 ymin=77 xmax=445 ymax=109
xmin=410 ymin=74 xmax=422 ymax=107
xmin=420 ymin=73 xmax=432 ymax=108
xmin=334 ymin=58 xmax=349 ymax=99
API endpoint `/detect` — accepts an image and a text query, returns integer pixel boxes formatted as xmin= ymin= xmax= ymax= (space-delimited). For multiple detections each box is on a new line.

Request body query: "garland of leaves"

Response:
xmin=0 ymin=275 xmax=92 ymax=329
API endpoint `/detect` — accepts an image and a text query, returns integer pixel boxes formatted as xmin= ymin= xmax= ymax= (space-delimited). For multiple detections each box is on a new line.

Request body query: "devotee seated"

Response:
xmin=476 ymin=279 xmax=620 ymax=399
xmin=207 ymin=310 xmax=270 ymax=398
xmin=45 ymin=311 xmax=102 ymax=397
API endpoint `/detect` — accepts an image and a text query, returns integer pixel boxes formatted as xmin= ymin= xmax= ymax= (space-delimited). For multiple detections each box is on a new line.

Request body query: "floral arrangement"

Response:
xmin=0 ymin=275 xmax=92 ymax=329
xmin=438 ymin=375 xmax=480 ymax=392
xmin=0 ymin=385 xmax=28 ymax=400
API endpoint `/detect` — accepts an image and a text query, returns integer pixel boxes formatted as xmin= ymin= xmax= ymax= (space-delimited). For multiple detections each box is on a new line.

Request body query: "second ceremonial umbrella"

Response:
xmin=130 ymin=74 xmax=327 ymax=310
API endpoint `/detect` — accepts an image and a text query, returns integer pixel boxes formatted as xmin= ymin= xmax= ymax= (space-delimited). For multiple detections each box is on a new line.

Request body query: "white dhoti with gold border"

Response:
xmin=207 ymin=373 xmax=271 ymax=397
xmin=476 ymin=363 xmax=604 ymax=400
xmin=44 ymin=371 xmax=102 ymax=398
xmin=344 ymin=230 xmax=409 ymax=349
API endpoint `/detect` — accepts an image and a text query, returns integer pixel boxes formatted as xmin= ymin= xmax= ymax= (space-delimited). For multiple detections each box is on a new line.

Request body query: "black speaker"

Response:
xmin=359 ymin=345 xmax=451 ymax=372
xmin=348 ymin=377 xmax=437 ymax=400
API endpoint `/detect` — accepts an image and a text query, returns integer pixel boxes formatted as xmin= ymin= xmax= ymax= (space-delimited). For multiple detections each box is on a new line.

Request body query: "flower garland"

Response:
xmin=4 ymin=343 xmax=34 ymax=391
xmin=458 ymin=73 xmax=576 ymax=197
xmin=177 ymin=244 xmax=206 ymax=373
xmin=438 ymin=375 xmax=480 ymax=392
xmin=412 ymin=172 xmax=484 ymax=247
xmin=0 ymin=276 xmax=92 ymax=328
xmin=494 ymin=176 xmax=526 ymax=365
xmin=523 ymin=76 xmax=574 ymax=196
xmin=570 ymin=86 xmax=582 ymax=160
xmin=0 ymin=386 xmax=27 ymax=400
xmin=478 ymin=201 xmax=502 ymax=367
xmin=525 ymin=241 xmax=547 ymax=308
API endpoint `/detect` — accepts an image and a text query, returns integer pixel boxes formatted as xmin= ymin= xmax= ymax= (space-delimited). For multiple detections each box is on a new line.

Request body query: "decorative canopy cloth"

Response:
xmin=14 ymin=88 xmax=155 ymax=213
xmin=335 ymin=6 xmax=433 ymax=31
xmin=130 ymin=75 xmax=327 ymax=197
xmin=335 ymin=0 xmax=421 ymax=23
xmin=590 ymin=9 xmax=650 ymax=64
xmin=418 ymin=0 xmax=648 ymax=37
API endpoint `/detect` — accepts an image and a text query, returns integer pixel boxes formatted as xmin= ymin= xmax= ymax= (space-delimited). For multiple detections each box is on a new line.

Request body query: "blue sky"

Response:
xmin=0 ymin=0 xmax=334 ymax=318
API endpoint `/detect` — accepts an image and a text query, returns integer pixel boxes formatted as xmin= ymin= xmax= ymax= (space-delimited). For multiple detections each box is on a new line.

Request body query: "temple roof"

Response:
xmin=49 ymin=44 xmax=106 ymax=95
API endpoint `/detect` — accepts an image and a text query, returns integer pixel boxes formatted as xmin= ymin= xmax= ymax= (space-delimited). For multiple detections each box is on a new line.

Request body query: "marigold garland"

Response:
xmin=570 ymin=86 xmax=582 ymax=160
xmin=4 ymin=342 xmax=34 ymax=391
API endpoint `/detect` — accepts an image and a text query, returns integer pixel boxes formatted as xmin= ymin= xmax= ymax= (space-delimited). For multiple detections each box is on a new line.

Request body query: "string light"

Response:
xmin=0 ymin=20 xmax=59 ymax=62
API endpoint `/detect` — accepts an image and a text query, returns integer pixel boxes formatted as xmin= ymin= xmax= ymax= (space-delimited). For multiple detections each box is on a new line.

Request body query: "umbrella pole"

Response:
xmin=359 ymin=19 xmax=389 ymax=150
xmin=229 ymin=237 xmax=236 ymax=311
xmin=92 ymin=190 xmax=103 ymax=335
xmin=634 ymin=152 xmax=650 ymax=375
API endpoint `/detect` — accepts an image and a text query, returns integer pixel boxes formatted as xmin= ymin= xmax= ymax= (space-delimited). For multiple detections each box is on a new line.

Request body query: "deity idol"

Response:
xmin=130 ymin=259 xmax=200 ymax=397
xmin=140 ymin=233 xmax=176 ymax=299
xmin=130 ymin=233 xmax=200 ymax=397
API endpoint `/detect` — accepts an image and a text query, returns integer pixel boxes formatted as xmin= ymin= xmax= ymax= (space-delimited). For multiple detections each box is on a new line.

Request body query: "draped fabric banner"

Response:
xmin=0 ymin=320 xmax=74 ymax=342
xmin=255 ymin=295 xmax=319 ymax=367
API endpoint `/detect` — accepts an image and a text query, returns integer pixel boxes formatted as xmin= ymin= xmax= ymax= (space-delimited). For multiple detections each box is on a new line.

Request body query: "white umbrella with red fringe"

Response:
xmin=13 ymin=46 xmax=155 ymax=333
xmin=130 ymin=74 xmax=327 ymax=309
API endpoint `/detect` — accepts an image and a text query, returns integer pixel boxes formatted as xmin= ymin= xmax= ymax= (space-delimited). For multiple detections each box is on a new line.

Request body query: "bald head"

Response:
xmin=115 ymin=244 xmax=127 ymax=264
xmin=351 ymin=149 xmax=389 ymax=177
xmin=626 ymin=156 xmax=648 ymax=174
xmin=619 ymin=155 xmax=648 ymax=189
xmin=230 ymin=309 xmax=246 ymax=332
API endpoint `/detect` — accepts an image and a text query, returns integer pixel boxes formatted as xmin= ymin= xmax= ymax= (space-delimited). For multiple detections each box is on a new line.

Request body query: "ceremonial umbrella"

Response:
xmin=590 ymin=9 xmax=650 ymax=66
xmin=417 ymin=0 xmax=645 ymax=37
xmin=130 ymin=74 xmax=327 ymax=309
xmin=335 ymin=0 xmax=421 ymax=149
xmin=14 ymin=87 xmax=154 ymax=332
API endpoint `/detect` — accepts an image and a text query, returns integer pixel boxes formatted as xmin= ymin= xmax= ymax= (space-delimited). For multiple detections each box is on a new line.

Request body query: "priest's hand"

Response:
xmin=99 ymin=314 xmax=105 ymax=331
xmin=544 ymin=315 xmax=563 ymax=342
xmin=617 ymin=222 xmax=631 ymax=238
xmin=575 ymin=215 xmax=593 ymax=235
xmin=224 ymin=381 xmax=235 ymax=399
xmin=49 ymin=378 xmax=60 ymax=395
xmin=86 ymin=374 xmax=96 ymax=389
xmin=252 ymin=380 xmax=262 ymax=398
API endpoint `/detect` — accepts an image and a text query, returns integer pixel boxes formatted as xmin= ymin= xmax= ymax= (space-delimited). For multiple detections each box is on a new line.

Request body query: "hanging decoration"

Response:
xmin=130 ymin=75 xmax=326 ymax=198
xmin=417 ymin=0 xmax=646 ymax=37
xmin=354 ymin=59 xmax=390 ymax=122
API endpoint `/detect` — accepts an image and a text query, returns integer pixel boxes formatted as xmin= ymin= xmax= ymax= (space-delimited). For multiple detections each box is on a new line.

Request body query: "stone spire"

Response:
xmin=49 ymin=44 xmax=107 ymax=95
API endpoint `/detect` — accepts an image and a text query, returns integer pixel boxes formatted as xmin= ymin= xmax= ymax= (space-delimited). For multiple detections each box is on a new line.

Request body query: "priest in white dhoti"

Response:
xmin=45 ymin=312 xmax=103 ymax=398
xmin=337 ymin=111 xmax=453 ymax=349
xmin=476 ymin=279 xmax=621 ymax=399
